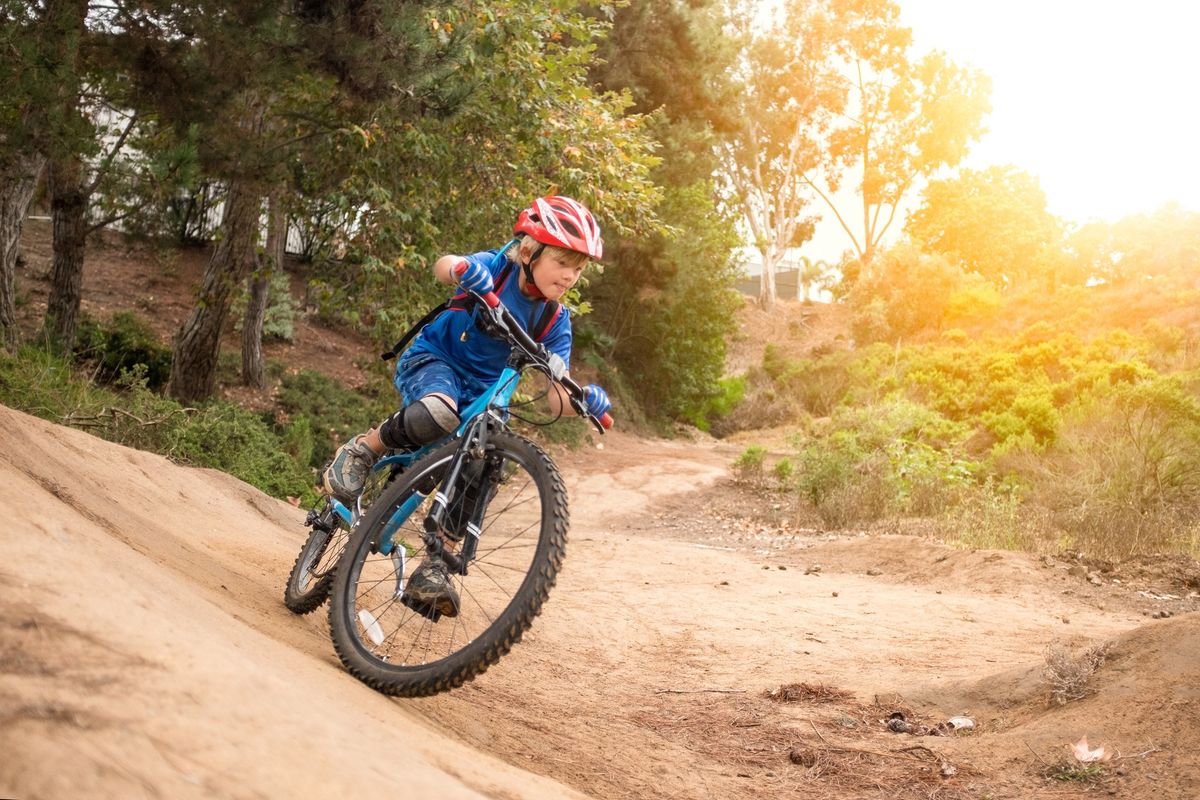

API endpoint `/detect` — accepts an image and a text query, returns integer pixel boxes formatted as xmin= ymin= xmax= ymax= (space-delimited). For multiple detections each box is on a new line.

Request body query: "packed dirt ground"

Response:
xmin=4 ymin=220 xmax=1200 ymax=798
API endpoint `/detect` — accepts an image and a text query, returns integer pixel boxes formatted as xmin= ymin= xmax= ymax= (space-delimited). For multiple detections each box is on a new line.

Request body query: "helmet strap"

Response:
xmin=522 ymin=242 xmax=547 ymax=299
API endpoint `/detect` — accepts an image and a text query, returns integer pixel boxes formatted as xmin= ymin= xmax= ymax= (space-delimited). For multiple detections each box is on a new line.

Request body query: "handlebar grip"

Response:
xmin=453 ymin=260 xmax=500 ymax=308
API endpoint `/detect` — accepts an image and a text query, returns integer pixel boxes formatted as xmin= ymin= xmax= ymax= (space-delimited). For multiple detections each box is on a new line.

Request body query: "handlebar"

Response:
xmin=453 ymin=262 xmax=612 ymax=433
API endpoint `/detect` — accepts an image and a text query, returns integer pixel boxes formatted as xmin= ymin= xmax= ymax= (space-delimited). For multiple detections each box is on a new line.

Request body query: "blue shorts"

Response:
xmin=394 ymin=351 xmax=488 ymax=409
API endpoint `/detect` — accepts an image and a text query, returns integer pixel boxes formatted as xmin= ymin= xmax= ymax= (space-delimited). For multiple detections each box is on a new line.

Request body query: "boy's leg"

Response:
xmin=323 ymin=357 xmax=461 ymax=501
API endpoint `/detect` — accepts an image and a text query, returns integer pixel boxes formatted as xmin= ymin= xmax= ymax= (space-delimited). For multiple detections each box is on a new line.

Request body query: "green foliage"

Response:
xmin=848 ymin=245 xmax=965 ymax=343
xmin=73 ymin=312 xmax=172 ymax=390
xmin=274 ymin=368 xmax=394 ymax=469
xmin=164 ymin=402 xmax=313 ymax=500
xmin=732 ymin=445 xmax=767 ymax=485
xmin=233 ymin=272 xmax=299 ymax=342
xmin=0 ymin=346 xmax=315 ymax=503
xmin=684 ymin=375 xmax=746 ymax=432
xmin=906 ymin=165 xmax=1065 ymax=288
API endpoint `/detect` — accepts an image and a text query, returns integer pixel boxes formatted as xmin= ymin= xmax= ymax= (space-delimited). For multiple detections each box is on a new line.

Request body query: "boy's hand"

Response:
xmin=581 ymin=384 xmax=611 ymax=420
xmin=456 ymin=259 xmax=494 ymax=295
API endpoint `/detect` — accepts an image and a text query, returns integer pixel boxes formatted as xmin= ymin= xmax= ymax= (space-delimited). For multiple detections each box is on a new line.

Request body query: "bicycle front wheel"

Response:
xmin=327 ymin=432 xmax=568 ymax=696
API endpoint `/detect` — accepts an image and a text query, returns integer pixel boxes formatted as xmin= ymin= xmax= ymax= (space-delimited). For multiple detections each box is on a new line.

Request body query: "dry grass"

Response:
xmin=765 ymin=682 xmax=854 ymax=704
xmin=631 ymin=690 xmax=983 ymax=799
xmin=1043 ymin=641 xmax=1112 ymax=705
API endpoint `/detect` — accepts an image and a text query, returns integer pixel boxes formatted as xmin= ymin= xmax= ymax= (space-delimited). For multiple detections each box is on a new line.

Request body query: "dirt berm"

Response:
xmin=2 ymin=403 xmax=1197 ymax=799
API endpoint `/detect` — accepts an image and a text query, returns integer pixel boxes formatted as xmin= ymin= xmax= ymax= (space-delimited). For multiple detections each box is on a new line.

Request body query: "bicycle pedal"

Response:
xmin=400 ymin=594 xmax=443 ymax=623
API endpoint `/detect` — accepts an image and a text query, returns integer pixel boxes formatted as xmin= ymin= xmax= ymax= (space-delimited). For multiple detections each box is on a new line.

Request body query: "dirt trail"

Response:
xmin=2 ymin=405 xmax=1197 ymax=799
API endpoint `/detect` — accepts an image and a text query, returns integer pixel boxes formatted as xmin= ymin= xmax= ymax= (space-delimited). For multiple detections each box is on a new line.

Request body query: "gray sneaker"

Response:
xmin=402 ymin=559 xmax=460 ymax=618
xmin=322 ymin=436 xmax=379 ymax=502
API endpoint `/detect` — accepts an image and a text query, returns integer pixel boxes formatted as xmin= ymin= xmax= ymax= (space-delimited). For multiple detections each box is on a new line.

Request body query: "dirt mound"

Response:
xmin=0 ymin=403 xmax=581 ymax=800
xmin=902 ymin=615 xmax=1200 ymax=798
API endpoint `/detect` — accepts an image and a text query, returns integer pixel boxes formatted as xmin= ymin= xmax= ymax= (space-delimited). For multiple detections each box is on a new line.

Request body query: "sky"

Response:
xmin=796 ymin=0 xmax=1200 ymax=265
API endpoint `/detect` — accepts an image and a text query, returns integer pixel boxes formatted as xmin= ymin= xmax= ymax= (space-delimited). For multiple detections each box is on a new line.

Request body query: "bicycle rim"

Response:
xmin=328 ymin=433 xmax=567 ymax=696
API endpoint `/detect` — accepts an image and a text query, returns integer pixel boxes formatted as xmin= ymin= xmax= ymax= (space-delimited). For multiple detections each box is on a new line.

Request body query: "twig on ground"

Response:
xmin=1024 ymin=739 xmax=1050 ymax=766
xmin=809 ymin=720 xmax=830 ymax=745
xmin=654 ymin=688 xmax=746 ymax=695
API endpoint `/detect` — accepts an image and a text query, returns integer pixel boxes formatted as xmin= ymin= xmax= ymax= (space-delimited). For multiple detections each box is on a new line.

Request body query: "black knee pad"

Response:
xmin=403 ymin=395 xmax=459 ymax=445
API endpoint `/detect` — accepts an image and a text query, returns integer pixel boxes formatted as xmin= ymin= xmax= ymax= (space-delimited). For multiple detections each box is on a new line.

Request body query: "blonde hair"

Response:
xmin=513 ymin=237 xmax=590 ymax=270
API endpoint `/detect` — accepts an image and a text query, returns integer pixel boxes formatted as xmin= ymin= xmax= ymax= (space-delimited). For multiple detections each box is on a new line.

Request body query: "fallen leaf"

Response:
xmin=1072 ymin=736 xmax=1112 ymax=763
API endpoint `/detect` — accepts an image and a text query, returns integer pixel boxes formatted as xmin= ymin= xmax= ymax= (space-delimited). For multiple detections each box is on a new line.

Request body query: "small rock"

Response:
xmin=1088 ymin=573 xmax=1103 ymax=586
xmin=762 ymin=565 xmax=770 ymax=570
xmin=832 ymin=591 xmax=839 ymax=597
xmin=777 ymin=565 xmax=787 ymax=570
xmin=866 ymin=568 xmax=883 ymax=576
xmin=940 ymin=761 xmax=958 ymax=778
xmin=1061 ymin=616 xmax=1070 ymax=624
xmin=1116 ymin=766 xmax=1128 ymax=777
xmin=788 ymin=748 xmax=817 ymax=767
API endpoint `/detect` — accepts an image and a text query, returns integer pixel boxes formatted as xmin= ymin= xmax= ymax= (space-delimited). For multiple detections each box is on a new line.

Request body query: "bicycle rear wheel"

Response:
xmin=283 ymin=463 xmax=402 ymax=614
xmin=283 ymin=500 xmax=349 ymax=614
xmin=327 ymin=432 xmax=568 ymax=696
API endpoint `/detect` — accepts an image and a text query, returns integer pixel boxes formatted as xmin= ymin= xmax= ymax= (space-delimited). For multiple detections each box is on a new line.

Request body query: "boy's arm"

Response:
xmin=433 ymin=255 xmax=466 ymax=285
xmin=547 ymin=378 xmax=574 ymax=417
xmin=546 ymin=374 xmax=611 ymax=423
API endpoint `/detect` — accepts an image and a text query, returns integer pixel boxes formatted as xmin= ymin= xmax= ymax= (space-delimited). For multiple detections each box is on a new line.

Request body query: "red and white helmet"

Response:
xmin=514 ymin=195 xmax=603 ymax=260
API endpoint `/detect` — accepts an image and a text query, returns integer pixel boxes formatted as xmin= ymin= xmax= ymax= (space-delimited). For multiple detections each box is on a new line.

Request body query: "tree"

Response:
xmin=136 ymin=0 xmax=466 ymax=401
xmin=719 ymin=1 xmax=835 ymax=309
xmin=802 ymin=0 xmax=991 ymax=278
xmin=1067 ymin=203 xmax=1200 ymax=287
xmin=0 ymin=0 xmax=94 ymax=350
xmin=797 ymin=255 xmax=833 ymax=303
xmin=587 ymin=0 xmax=743 ymax=420
xmin=905 ymin=165 xmax=1064 ymax=289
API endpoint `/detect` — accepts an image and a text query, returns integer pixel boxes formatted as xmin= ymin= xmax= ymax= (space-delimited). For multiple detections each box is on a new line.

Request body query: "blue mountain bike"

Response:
xmin=285 ymin=284 xmax=609 ymax=696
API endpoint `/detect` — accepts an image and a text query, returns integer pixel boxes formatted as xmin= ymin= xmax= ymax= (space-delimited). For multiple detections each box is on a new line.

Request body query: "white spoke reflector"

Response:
xmin=358 ymin=608 xmax=386 ymax=646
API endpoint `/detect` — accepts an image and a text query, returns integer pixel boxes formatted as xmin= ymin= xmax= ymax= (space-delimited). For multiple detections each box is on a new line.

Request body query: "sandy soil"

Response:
xmin=2 ymin=404 xmax=1198 ymax=800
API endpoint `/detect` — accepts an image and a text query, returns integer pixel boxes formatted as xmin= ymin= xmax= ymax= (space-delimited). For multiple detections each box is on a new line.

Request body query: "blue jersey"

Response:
xmin=406 ymin=248 xmax=573 ymax=394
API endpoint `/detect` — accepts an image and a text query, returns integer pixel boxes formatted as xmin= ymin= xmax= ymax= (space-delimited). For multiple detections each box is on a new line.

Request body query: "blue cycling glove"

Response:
xmin=581 ymin=384 xmax=611 ymax=419
xmin=456 ymin=258 xmax=494 ymax=295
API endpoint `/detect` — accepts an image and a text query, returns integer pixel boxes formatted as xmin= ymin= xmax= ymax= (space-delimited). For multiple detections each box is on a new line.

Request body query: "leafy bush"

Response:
xmin=233 ymin=272 xmax=300 ymax=342
xmin=164 ymin=403 xmax=313 ymax=499
xmin=732 ymin=445 xmax=767 ymax=485
xmin=275 ymin=368 xmax=395 ymax=468
xmin=684 ymin=375 xmax=746 ymax=432
xmin=0 ymin=347 xmax=316 ymax=504
xmin=74 ymin=312 xmax=172 ymax=390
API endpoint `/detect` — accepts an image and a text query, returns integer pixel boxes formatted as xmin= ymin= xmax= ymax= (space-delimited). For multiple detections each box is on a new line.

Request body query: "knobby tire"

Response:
xmin=327 ymin=432 xmax=568 ymax=697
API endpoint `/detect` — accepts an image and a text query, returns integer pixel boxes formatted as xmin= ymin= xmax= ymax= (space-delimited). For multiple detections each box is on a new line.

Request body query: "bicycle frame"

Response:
xmin=326 ymin=364 xmax=524 ymax=557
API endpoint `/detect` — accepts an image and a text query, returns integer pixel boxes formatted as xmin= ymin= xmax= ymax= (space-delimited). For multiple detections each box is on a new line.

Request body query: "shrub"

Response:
xmin=1044 ymin=641 xmax=1111 ymax=706
xmin=233 ymin=272 xmax=300 ymax=342
xmin=164 ymin=403 xmax=313 ymax=499
xmin=74 ymin=312 xmax=172 ymax=390
xmin=0 ymin=347 xmax=316 ymax=504
xmin=732 ymin=445 xmax=767 ymax=485
xmin=275 ymin=368 xmax=394 ymax=468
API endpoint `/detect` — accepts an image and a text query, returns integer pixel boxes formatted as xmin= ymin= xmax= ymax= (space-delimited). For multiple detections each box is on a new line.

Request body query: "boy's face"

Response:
xmin=529 ymin=252 xmax=586 ymax=301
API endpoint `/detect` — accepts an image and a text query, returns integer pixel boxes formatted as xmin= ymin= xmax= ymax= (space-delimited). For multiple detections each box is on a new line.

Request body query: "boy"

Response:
xmin=322 ymin=195 xmax=612 ymax=615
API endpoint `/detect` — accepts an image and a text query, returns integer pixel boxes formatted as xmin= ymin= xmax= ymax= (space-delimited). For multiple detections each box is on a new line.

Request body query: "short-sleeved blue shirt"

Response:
xmin=404 ymin=248 xmax=573 ymax=398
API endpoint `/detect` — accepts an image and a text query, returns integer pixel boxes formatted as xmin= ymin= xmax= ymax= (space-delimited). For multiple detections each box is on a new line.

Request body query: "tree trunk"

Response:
xmin=167 ymin=181 xmax=262 ymax=402
xmin=0 ymin=153 xmax=47 ymax=351
xmin=757 ymin=246 xmax=779 ymax=311
xmin=242 ymin=194 xmax=284 ymax=388
xmin=45 ymin=150 xmax=88 ymax=353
